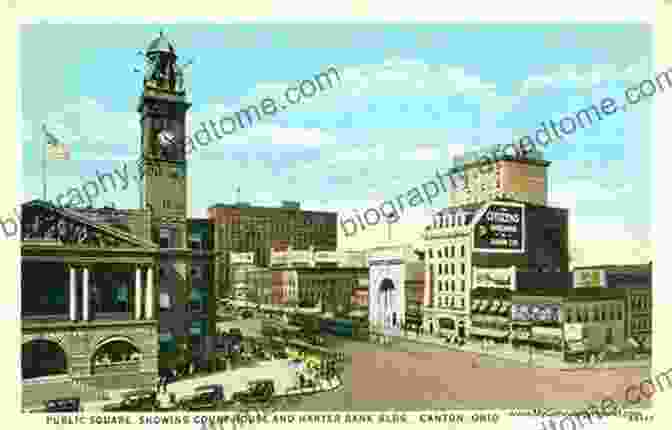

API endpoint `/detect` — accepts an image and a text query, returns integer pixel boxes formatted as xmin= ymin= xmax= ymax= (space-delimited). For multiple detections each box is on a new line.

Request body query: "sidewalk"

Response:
xmin=399 ymin=332 xmax=650 ymax=369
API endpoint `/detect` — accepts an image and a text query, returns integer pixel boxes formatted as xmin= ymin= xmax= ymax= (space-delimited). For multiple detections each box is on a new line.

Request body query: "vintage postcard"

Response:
xmin=10 ymin=4 xmax=663 ymax=430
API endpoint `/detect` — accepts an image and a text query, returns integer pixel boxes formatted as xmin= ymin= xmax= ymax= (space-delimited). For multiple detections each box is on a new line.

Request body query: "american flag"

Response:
xmin=43 ymin=124 xmax=70 ymax=160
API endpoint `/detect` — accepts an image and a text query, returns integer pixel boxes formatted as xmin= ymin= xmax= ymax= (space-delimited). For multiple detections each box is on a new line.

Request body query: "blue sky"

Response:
xmin=19 ymin=23 xmax=652 ymax=262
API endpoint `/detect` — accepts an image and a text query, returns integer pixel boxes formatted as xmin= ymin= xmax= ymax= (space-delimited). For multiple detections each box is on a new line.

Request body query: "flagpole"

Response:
xmin=42 ymin=124 xmax=47 ymax=201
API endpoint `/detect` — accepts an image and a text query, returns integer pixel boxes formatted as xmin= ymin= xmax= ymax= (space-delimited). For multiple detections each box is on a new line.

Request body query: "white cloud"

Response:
xmin=549 ymin=183 xmax=652 ymax=266
xmin=399 ymin=144 xmax=440 ymax=161
xmin=519 ymin=58 xmax=650 ymax=96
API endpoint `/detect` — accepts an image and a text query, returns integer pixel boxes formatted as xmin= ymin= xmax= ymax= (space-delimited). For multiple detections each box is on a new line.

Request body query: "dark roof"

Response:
xmin=513 ymin=287 xmax=626 ymax=300
xmin=471 ymin=287 xmax=512 ymax=299
xmin=573 ymin=264 xmax=651 ymax=273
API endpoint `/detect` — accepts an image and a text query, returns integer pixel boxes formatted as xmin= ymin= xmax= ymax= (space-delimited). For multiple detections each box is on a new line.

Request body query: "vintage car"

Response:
xmin=231 ymin=379 xmax=275 ymax=404
xmin=178 ymin=384 xmax=227 ymax=411
xmin=31 ymin=397 xmax=82 ymax=413
xmin=102 ymin=389 xmax=158 ymax=412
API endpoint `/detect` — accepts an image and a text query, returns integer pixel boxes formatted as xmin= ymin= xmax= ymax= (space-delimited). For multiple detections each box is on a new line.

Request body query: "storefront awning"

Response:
xmin=532 ymin=334 xmax=562 ymax=344
xmin=470 ymin=326 xmax=509 ymax=338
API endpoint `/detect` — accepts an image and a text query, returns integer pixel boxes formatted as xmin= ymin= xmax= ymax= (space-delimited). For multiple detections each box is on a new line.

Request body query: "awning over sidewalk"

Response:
xmin=469 ymin=326 xmax=509 ymax=338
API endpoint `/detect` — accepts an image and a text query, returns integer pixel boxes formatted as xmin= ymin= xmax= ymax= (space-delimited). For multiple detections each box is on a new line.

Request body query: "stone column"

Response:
xmin=135 ymin=266 xmax=143 ymax=320
xmin=82 ymin=266 xmax=90 ymax=321
xmin=145 ymin=265 xmax=154 ymax=320
xmin=69 ymin=266 xmax=77 ymax=321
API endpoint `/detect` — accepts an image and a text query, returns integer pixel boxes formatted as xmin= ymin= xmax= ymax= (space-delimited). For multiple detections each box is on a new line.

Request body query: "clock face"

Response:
xmin=158 ymin=129 xmax=176 ymax=147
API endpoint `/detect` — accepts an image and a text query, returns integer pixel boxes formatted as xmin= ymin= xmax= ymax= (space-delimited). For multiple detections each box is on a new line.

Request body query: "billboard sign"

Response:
xmin=230 ymin=252 xmax=254 ymax=265
xmin=573 ymin=269 xmax=606 ymax=288
xmin=511 ymin=303 xmax=560 ymax=322
xmin=368 ymin=257 xmax=405 ymax=337
xmin=314 ymin=251 xmax=341 ymax=264
xmin=564 ymin=323 xmax=584 ymax=341
xmin=473 ymin=202 xmax=525 ymax=253
xmin=473 ymin=267 xmax=515 ymax=289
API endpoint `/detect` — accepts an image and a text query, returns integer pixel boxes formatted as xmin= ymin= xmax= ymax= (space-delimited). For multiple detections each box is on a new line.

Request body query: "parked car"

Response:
xmin=178 ymin=384 xmax=228 ymax=410
xmin=102 ymin=389 xmax=158 ymax=412
xmin=231 ymin=379 xmax=275 ymax=404
xmin=31 ymin=397 xmax=82 ymax=413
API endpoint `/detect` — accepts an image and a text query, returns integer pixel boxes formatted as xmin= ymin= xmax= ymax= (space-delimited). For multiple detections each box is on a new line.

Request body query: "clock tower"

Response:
xmin=137 ymin=31 xmax=192 ymax=368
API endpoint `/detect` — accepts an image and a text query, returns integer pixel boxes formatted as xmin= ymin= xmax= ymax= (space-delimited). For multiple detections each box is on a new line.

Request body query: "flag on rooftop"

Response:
xmin=43 ymin=124 xmax=70 ymax=160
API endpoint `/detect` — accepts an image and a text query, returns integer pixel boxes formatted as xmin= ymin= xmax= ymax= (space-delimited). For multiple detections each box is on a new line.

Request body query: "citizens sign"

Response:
xmin=473 ymin=201 xmax=525 ymax=253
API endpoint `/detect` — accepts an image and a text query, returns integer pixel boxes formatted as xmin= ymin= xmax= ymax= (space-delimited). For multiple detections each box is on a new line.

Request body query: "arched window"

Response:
xmin=22 ymin=340 xmax=68 ymax=380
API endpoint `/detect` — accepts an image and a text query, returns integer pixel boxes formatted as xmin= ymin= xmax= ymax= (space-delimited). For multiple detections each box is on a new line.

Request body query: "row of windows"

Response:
xmin=438 ymin=296 xmax=466 ymax=309
xmin=630 ymin=296 xmax=651 ymax=311
xmin=631 ymin=319 xmax=651 ymax=330
xmin=437 ymin=279 xmax=466 ymax=292
xmin=430 ymin=213 xmax=474 ymax=229
xmin=564 ymin=305 xmax=623 ymax=323
xmin=433 ymin=262 xmax=467 ymax=276
xmin=428 ymin=245 xmax=466 ymax=260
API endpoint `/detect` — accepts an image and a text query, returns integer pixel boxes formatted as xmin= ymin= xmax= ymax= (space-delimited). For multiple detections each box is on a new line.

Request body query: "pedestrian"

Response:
xmin=162 ymin=374 xmax=169 ymax=393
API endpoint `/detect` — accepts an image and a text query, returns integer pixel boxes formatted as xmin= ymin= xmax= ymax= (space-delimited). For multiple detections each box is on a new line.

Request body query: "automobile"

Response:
xmin=31 ymin=397 xmax=82 ymax=413
xmin=272 ymin=347 xmax=288 ymax=359
xmin=231 ymin=379 xmax=275 ymax=404
xmin=102 ymin=389 xmax=158 ymax=412
xmin=241 ymin=310 xmax=254 ymax=319
xmin=178 ymin=384 xmax=228 ymax=410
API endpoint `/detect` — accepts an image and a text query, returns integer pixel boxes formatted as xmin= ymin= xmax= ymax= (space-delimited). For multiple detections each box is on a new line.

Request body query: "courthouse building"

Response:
xmin=21 ymin=33 xmax=217 ymax=406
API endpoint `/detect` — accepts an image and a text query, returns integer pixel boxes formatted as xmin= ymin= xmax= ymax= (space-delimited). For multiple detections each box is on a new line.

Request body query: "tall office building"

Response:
xmin=423 ymin=155 xmax=569 ymax=339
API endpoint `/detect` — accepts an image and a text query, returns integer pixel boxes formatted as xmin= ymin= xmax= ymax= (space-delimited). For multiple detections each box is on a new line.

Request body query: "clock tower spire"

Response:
xmin=137 ymin=31 xmax=191 ymax=245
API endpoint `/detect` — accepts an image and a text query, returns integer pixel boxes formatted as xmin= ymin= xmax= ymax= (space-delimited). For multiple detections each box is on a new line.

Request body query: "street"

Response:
xmin=77 ymin=316 xmax=651 ymax=413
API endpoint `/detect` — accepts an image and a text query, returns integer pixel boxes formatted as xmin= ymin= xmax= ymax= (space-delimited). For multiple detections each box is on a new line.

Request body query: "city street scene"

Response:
xmin=18 ymin=22 xmax=653 ymax=416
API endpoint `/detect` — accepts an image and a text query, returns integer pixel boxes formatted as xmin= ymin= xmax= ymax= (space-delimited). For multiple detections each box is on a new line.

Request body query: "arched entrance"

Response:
xmin=22 ymin=339 xmax=68 ymax=380
xmin=91 ymin=338 xmax=141 ymax=375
